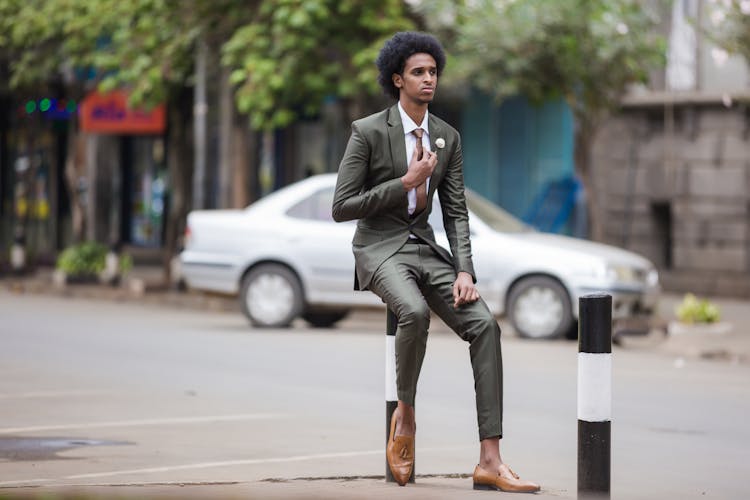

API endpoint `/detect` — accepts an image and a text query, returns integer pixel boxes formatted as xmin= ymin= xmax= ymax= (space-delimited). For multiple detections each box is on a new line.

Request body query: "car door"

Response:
xmin=282 ymin=186 xmax=365 ymax=306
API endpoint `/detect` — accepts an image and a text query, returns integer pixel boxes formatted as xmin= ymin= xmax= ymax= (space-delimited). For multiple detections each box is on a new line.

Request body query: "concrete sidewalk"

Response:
xmin=2 ymin=265 xmax=748 ymax=365
xmin=2 ymin=476 xmax=573 ymax=500
xmin=626 ymin=291 xmax=750 ymax=365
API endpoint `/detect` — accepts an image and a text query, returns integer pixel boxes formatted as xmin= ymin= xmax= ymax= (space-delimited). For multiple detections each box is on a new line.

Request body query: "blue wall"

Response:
xmin=461 ymin=93 xmax=574 ymax=220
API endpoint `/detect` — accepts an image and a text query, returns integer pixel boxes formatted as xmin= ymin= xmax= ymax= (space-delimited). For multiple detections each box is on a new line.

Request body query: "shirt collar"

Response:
xmin=398 ymin=101 xmax=429 ymax=136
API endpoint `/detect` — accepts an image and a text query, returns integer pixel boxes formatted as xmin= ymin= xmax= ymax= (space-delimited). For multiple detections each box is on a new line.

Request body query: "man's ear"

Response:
xmin=392 ymin=73 xmax=402 ymax=89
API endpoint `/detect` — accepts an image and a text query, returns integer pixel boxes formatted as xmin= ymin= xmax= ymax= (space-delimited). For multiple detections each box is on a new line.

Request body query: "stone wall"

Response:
xmin=591 ymin=104 xmax=750 ymax=297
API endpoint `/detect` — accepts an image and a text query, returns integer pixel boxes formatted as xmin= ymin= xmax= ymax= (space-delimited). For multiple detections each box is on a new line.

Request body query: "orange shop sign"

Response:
xmin=80 ymin=90 xmax=165 ymax=134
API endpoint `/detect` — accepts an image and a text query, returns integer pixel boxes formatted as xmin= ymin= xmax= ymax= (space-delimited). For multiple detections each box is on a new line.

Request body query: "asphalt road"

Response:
xmin=0 ymin=290 xmax=748 ymax=499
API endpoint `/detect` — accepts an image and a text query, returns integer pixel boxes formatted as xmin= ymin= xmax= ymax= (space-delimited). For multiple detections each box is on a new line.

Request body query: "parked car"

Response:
xmin=180 ymin=174 xmax=660 ymax=339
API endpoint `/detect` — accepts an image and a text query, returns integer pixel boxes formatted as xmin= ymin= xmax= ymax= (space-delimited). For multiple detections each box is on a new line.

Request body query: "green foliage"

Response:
xmin=56 ymin=242 xmax=133 ymax=277
xmin=0 ymin=0 xmax=250 ymax=107
xmin=118 ymin=253 xmax=133 ymax=275
xmin=89 ymin=0 xmax=229 ymax=109
xmin=707 ymin=1 xmax=750 ymax=63
xmin=223 ymin=0 xmax=414 ymax=130
xmin=443 ymin=0 xmax=666 ymax=123
xmin=1 ymin=0 xmax=414 ymax=127
xmin=56 ymin=242 xmax=108 ymax=277
xmin=675 ymin=293 xmax=721 ymax=324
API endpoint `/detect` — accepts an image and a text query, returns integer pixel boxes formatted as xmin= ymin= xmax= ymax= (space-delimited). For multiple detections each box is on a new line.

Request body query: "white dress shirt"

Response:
xmin=398 ymin=102 xmax=431 ymax=216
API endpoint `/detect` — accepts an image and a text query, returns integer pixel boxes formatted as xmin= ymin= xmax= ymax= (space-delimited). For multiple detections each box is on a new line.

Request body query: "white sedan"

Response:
xmin=180 ymin=174 xmax=660 ymax=339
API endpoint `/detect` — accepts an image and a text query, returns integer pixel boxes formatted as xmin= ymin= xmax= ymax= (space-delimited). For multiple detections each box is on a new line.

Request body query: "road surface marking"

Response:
xmin=0 ymin=446 xmax=472 ymax=486
xmin=67 ymin=446 xmax=472 ymax=479
xmin=0 ymin=413 xmax=287 ymax=434
xmin=0 ymin=478 xmax=52 ymax=486
xmin=0 ymin=390 xmax=106 ymax=400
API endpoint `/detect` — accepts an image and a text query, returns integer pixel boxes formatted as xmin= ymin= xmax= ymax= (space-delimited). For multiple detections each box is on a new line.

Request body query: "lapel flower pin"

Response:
xmin=435 ymin=137 xmax=445 ymax=149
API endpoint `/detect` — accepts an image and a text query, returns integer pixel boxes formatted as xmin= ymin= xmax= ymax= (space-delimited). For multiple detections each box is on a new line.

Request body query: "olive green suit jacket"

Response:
xmin=332 ymin=104 xmax=475 ymax=291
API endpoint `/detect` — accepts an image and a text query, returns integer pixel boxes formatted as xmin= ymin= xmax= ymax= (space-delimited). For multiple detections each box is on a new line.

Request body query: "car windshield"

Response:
xmin=465 ymin=189 xmax=532 ymax=233
xmin=282 ymin=182 xmax=530 ymax=233
xmin=430 ymin=189 xmax=532 ymax=234
xmin=286 ymin=187 xmax=335 ymax=222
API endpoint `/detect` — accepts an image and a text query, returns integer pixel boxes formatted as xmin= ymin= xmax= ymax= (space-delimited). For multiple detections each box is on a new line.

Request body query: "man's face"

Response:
xmin=393 ymin=53 xmax=437 ymax=105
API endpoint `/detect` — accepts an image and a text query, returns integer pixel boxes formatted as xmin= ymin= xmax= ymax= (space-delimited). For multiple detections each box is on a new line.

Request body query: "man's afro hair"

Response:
xmin=376 ymin=32 xmax=446 ymax=100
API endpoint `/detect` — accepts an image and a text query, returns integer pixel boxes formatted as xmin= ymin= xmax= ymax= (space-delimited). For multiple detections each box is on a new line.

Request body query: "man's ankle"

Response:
xmin=394 ymin=413 xmax=416 ymax=436
xmin=478 ymin=458 xmax=501 ymax=472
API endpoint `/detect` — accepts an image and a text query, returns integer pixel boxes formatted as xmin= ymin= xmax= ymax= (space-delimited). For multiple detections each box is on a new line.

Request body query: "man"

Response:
xmin=332 ymin=32 xmax=540 ymax=493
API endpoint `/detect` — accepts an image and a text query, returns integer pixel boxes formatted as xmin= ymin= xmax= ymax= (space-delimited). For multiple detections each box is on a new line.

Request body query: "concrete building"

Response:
xmin=592 ymin=0 xmax=750 ymax=297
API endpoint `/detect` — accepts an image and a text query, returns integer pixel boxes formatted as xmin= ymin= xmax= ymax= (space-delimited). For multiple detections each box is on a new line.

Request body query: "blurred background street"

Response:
xmin=2 ymin=0 xmax=750 ymax=498
xmin=1 ymin=288 xmax=749 ymax=499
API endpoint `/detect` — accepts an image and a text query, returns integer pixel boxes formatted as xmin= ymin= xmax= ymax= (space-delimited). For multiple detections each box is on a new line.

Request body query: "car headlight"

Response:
xmin=606 ymin=265 xmax=636 ymax=283
xmin=605 ymin=265 xmax=656 ymax=285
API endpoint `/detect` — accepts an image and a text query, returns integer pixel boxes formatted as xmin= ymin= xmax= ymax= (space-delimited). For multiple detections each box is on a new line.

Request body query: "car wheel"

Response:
xmin=564 ymin=320 xmax=579 ymax=340
xmin=240 ymin=264 xmax=303 ymax=327
xmin=507 ymin=276 xmax=573 ymax=339
xmin=302 ymin=310 xmax=350 ymax=328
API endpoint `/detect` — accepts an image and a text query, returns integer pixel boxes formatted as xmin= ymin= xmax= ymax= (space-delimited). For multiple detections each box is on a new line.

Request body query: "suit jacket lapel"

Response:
xmin=387 ymin=105 xmax=408 ymax=179
xmin=427 ymin=113 xmax=444 ymax=200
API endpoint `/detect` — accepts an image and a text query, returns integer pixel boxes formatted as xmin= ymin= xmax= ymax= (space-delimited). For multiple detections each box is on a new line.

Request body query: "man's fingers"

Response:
xmin=427 ymin=150 xmax=437 ymax=167
xmin=409 ymin=147 xmax=421 ymax=169
xmin=455 ymin=286 xmax=480 ymax=308
xmin=454 ymin=284 xmax=471 ymax=308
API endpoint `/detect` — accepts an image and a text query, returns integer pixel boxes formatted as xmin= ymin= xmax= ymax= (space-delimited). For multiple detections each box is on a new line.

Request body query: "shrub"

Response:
xmin=56 ymin=242 xmax=107 ymax=277
xmin=675 ymin=293 xmax=720 ymax=324
xmin=56 ymin=242 xmax=132 ymax=278
xmin=118 ymin=253 xmax=133 ymax=274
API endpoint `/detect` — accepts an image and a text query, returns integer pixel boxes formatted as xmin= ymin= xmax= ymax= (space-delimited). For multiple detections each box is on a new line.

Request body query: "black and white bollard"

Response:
xmin=577 ymin=293 xmax=612 ymax=498
xmin=385 ymin=309 xmax=414 ymax=483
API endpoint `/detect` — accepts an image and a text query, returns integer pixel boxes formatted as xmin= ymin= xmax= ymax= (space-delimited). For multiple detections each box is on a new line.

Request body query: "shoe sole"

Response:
xmin=473 ymin=482 xmax=540 ymax=493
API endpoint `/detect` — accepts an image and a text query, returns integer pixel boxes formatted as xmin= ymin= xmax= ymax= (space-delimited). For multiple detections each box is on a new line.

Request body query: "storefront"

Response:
xmin=0 ymin=93 xmax=71 ymax=265
xmin=79 ymin=90 xmax=167 ymax=249
xmin=1 ymin=89 xmax=168 ymax=270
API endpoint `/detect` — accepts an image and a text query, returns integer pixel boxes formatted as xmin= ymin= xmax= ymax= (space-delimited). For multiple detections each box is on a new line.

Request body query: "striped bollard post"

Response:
xmin=577 ymin=293 xmax=612 ymax=499
xmin=385 ymin=309 xmax=414 ymax=483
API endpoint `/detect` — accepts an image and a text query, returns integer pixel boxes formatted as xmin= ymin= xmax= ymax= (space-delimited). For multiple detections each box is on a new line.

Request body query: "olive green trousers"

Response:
xmin=368 ymin=240 xmax=503 ymax=441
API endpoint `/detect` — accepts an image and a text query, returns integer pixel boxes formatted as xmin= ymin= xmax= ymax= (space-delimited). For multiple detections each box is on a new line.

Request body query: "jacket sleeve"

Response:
xmin=438 ymin=134 xmax=476 ymax=281
xmin=332 ymin=123 xmax=406 ymax=222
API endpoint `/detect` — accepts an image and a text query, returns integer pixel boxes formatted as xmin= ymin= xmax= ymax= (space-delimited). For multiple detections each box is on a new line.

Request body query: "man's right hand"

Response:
xmin=401 ymin=148 xmax=437 ymax=190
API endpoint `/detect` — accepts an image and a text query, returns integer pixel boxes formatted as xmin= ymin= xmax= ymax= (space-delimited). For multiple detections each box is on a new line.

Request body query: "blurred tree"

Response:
xmin=86 ymin=0 xmax=256 ymax=280
xmin=0 ymin=0 xmax=100 ymax=245
xmin=707 ymin=1 xmax=750 ymax=62
xmin=0 ymin=0 xmax=253 ymax=279
xmin=222 ymin=0 xmax=414 ymax=130
xmin=1 ymin=0 xmax=417 ymax=276
xmin=418 ymin=0 xmax=666 ymax=240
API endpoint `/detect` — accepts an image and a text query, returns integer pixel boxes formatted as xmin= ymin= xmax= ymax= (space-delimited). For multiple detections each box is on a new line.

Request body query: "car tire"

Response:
xmin=302 ymin=310 xmax=350 ymax=328
xmin=564 ymin=320 xmax=579 ymax=340
xmin=240 ymin=264 xmax=303 ymax=328
xmin=507 ymin=276 xmax=573 ymax=340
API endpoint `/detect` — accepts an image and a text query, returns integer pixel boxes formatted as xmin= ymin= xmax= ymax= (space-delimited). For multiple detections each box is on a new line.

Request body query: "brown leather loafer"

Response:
xmin=386 ymin=410 xmax=414 ymax=486
xmin=472 ymin=464 xmax=540 ymax=493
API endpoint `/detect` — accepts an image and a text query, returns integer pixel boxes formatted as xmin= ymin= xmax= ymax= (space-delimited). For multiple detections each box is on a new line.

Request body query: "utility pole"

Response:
xmin=218 ymin=67 xmax=232 ymax=209
xmin=193 ymin=37 xmax=208 ymax=210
